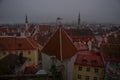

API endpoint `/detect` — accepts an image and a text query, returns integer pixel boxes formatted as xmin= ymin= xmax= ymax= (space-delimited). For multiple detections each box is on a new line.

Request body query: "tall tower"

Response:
xmin=78 ymin=12 xmax=80 ymax=28
xmin=25 ymin=15 xmax=28 ymax=30
xmin=56 ymin=17 xmax=62 ymax=27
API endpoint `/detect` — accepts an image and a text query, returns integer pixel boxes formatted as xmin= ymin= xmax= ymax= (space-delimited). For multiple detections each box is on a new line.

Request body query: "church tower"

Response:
xmin=25 ymin=15 xmax=28 ymax=30
xmin=78 ymin=12 xmax=80 ymax=28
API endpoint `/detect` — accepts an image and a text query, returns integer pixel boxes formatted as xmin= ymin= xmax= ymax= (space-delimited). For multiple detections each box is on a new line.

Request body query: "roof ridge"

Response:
xmin=62 ymin=28 xmax=76 ymax=49
xmin=41 ymin=27 xmax=58 ymax=50
xmin=25 ymin=37 xmax=36 ymax=49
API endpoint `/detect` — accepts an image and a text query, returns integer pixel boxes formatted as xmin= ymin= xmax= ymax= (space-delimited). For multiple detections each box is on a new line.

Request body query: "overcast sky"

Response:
xmin=0 ymin=0 xmax=120 ymax=24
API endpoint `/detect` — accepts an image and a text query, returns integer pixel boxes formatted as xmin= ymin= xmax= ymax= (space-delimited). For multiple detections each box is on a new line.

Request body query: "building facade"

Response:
xmin=0 ymin=36 xmax=41 ymax=66
xmin=74 ymin=47 xmax=105 ymax=80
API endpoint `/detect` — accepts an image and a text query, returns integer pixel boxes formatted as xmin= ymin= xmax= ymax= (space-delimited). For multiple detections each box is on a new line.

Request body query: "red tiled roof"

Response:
xmin=107 ymin=34 xmax=120 ymax=44
xmin=24 ymin=66 xmax=38 ymax=74
xmin=41 ymin=28 xmax=77 ymax=61
xmin=74 ymin=50 xmax=105 ymax=67
xmin=39 ymin=25 xmax=52 ymax=32
xmin=0 ymin=36 xmax=39 ymax=50
xmin=74 ymin=42 xmax=88 ymax=51
xmin=101 ymin=44 xmax=120 ymax=62
xmin=70 ymin=36 xmax=95 ymax=42
xmin=101 ymin=34 xmax=120 ymax=62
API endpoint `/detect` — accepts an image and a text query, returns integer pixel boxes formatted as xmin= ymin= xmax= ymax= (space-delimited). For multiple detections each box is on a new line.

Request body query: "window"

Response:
xmin=93 ymin=77 xmax=97 ymax=80
xmin=78 ymin=75 xmax=81 ymax=80
xmin=86 ymin=67 xmax=90 ymax=72
xmin=79 ymin=66 xmax=82 ymax=71
xmin=28 ymin=51 xmax=31 ymax=54
xmin=85 ymin=76 xmax=89 ymax=80
xmin=82 ymin=59 xmax=87 ymax=63
xmin=94 ymin=68 xmax=99 ymax=73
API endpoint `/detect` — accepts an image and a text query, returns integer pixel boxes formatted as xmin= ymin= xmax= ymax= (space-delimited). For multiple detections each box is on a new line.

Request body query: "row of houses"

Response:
xmin=0 ymin=24 xmax=120 ymax=80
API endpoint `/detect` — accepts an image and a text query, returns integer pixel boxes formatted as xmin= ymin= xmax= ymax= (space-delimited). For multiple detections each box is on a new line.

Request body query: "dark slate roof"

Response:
xmin=70 ymin=28 xmax=94 ymax=36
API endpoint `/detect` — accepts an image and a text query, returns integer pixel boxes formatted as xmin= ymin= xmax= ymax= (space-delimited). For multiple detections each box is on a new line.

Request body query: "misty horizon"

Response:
xmin=0 ymin=0 xmax=120 ymax=24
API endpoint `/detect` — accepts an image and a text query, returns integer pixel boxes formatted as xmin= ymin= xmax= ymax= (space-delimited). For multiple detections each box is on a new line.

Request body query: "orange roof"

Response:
xmin=41 ymin=28 xmax=77 ymax=61
xmin=0 ymin=36 xmax=39 ymax=50
xmin=74 ymin=50 xmax=105 ymax=67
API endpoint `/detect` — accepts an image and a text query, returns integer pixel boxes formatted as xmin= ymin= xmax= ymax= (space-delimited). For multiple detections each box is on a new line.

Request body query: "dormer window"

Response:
xmin=91 ymin=60 xmax=97 ymax=64
xmin=82 ymin=59 xmax=87 ymax=64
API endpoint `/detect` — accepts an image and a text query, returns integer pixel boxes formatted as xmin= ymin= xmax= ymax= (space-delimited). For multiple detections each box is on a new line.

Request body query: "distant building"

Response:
xmin=74 ymin=45 xmax=105 ymax=80
xmin=101 ymin=34 xmax=120 ymax=80
xmin=0 ymin=36 xmax=41 ymax=66
xmin=65 ymin=28 xmax=96 ymax=43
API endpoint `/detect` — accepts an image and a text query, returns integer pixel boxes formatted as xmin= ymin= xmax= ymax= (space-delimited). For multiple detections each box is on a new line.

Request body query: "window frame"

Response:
xmin=79 ymin=66 xmax=82 ymax=71
xmin=86 ymin=67 xmax=90 ymax=72
xmin=94 ymin=68 xmax=99 ymax=73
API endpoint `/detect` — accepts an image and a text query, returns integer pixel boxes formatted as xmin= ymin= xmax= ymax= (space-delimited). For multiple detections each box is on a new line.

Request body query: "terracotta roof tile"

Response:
xmin=0 ymin=37 xmax=39 ymax=50
xmin=101 ymin=44 xmax=120 ymax=62
xmin=101 ymin=34 xmax=120 ymax=62
xmin=74 ymin=50 xmax=105 ymax=67
xmin=41 ymin=28 xmax=77 ymax=61
xmin=74 ymin=42 xmax=88 ymax=51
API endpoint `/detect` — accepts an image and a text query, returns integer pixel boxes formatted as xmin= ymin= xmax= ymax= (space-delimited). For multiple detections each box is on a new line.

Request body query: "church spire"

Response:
xmin=25 ymin=15 xmax=28 ymax=30
xmin=78 ymin=12 xmax=80 ymax=27
xmin=25 ymin=15 xmax=28 ymax=24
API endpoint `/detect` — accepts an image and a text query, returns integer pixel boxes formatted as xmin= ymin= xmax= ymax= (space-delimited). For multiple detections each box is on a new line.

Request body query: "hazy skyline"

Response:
xmin=0 ymin=0 xmax=120 ymax=24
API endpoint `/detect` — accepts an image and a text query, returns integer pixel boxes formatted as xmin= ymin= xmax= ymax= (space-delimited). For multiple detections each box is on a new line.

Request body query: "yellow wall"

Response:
xmin=74 ymin=65 xmax=105 ymax=80
xmin=0 ymin=49 xmax=40 ymax=66
xmin=0 ymin=51 xmax=9 ymax=59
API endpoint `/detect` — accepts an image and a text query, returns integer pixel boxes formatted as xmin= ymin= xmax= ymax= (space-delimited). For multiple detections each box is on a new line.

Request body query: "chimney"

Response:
xmin=20 ymin=31 xmax=25 ymax=37
xmin=104 ymin=36 xmax=107 ymax=43
xmin=98 ymin=41 xmax=101 ymax=47
xmin=87 ymin=40 xmax=92 ymax=51
xmin=114 ymin=33 xmax=117 ymax=38
xmin=106 ymin=33 xmax=109 ymax=37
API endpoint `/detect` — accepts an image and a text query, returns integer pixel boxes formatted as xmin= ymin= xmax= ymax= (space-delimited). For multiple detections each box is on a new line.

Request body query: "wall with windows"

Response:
xmin=0 ymin=49 xmax=39 ymax=66
xmin=74 ymin=65 xmax=105 ymax=80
